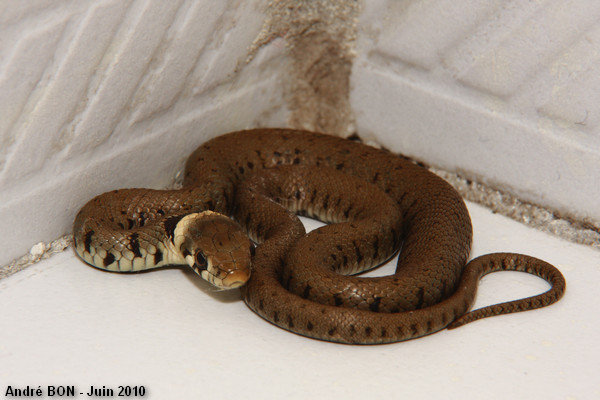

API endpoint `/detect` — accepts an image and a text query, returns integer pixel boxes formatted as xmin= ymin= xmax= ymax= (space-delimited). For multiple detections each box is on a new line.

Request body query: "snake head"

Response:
xmin=173 ymin=211 xmax=252 ymax=290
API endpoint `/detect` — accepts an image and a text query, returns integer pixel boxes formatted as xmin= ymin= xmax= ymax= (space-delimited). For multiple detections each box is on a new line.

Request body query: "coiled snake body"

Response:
xmin=73 ymin=129 xmax=565 ymax=344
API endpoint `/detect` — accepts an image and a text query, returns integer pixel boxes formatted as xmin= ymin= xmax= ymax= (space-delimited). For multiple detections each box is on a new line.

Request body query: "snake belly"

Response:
xmin=73 ymin=128 xmax=566 ymax=344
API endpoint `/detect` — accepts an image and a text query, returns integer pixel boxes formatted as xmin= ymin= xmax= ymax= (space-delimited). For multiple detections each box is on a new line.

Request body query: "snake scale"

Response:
xmin=73 ymin=128 xmax=566 ymax=344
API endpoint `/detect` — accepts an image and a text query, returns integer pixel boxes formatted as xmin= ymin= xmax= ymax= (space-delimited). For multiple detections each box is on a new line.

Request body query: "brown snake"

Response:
xmin=73 ymin=128 xmax=566 ymax=344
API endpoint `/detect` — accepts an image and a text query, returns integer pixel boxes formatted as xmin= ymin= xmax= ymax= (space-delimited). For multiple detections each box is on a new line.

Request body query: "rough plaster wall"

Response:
xmin=0 ymin=0 xmax=289 ymax=265
xmin=352 ymin=0 xmax=600 ymax=231
xmin=251 ymin=0 xmax=358 ymax=135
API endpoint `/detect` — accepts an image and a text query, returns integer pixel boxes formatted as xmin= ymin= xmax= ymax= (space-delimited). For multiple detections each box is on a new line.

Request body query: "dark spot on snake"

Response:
xmin=302 ymin=284 xmax=311 ymax=299
xmin=328 ymin=327 xmax=336 ymax=336
xmin=120 ymin=210 xmax=126 ymax=215
xmin=380 ymin=328 xmax=387 ymax=338
xmin=331 ymin=253 xmax=337 ymax=261
xmin=163 ymin=215 xmax=184 ymax=241
xmin=294 ymin=190 xmax=301 ymax=200
xmin=343 ymin=206 xmax=351 ymax=219
xmin=322 ymin=194 xmax=329 ymax=210
xmin=411 ymin=324 xmax=419 ymax=336
xmin=127 ymin=218 xmax=135 ymax=229
xmin=294 ymin=148 xmax=300 ymax=154
xmin=365 ymin=327 xmax=372 ymax=337
xmin=372 ymin=172 xmax=380 ymax=182
xmin=347 ymin=133 xmax=361 ymax=141
xmin=349 ymin=324 xmax=356 ymax=335
xmin=307 ymin=322 xmax=314 ymax=331
xmin=336 ymin=163 xmax=344 ymax=170
xmin=273 ymin=312 xmax=279 ymax=323
xmin=84 ymin=230 xmax=94 ymax=253
xmin=154 ymin=249 xmax=163 ymax=264
xmin=336 ymin=245 xmax=342 ymax=251
xmin=333 ymin=293 xmax=343 ymax=306
xmin=287 ymin=315 xmax=294 ymax=328
xmin=273 ymin=151 xmax=281 ymax=157
xmin=247 ymin=161 xmax=254 ymax=169
xmin=342 ymin=255 xmax=348 ymax=266
xmin=238 ymin=166 xmax=244 ymax=174
xmin=426 ymin=320 xmax=433 ymax=332
xmin=138 ymin=212 xmax=147 ymax=227
xmin=293 ymin=157 xmax=300 ymax=164
xmin=103 ymin=252 xmax=115 ymax=267
xmin=156 ymin=209 xmax=165 ymax=216
xmin=250 ymin=244 xmax=255 ymax=257
xmin=372 ymin=237 xmax=379 ymax=260
xmin=353 ymin=241 xmax=363 ymax=264
xmin=310 ymin=188 xmax=317 ymax=202
xmin=259 ymin=300 xmax=264 ymax=311
xmin=117 ymin=222 xmax=125 ymax=229
xmin=129 ymin=233 xmax=142 ymax=258
xmin=416 ymin=287 xmax=425 ymax=309
xmin=396 ymin=326 xmax=404 ymax=336
xmin=369 ymin=297 xmax=382 ymax=312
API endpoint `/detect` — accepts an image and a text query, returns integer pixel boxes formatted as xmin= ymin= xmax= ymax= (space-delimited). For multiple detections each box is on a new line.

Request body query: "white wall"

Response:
xmin=2 ymin=0 xmax=599 ymax=266
xmin=352 ymin=0 xmax=600 ymax=228
xmin=0 ymin=0 xmax=289 ymax=264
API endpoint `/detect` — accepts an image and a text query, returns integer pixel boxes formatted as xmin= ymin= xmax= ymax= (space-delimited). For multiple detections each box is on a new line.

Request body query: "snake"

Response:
xmin=73 ymin=128 xmax=566 ymax=344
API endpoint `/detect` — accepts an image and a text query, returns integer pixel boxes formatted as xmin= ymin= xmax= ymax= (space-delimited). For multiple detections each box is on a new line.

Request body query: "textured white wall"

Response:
xmin=352 ymin=0 xmax=600 ymax=226
xmin=0 ymin=0 xmax=288 ymax=264
xmin=3 ymin=0 xmax=599 ymax=266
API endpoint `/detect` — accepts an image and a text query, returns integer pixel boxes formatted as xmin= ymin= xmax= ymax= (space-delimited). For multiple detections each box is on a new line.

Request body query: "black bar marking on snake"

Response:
xmin=84 ymin=230 xmax=94 ymax=253
xmin=328 ymin=327 xmax=336 ymax=336
xmin=163 ymin=215 xmax=183 ymax=242
xmin=372 ymin=237 xmax=380 ymax=260
xmin=353 ymin=241 xmax=363 ymax=264
xmin=129 ymin=233 xmax=142 ymax=258
xmin=302 ymin=284 xmax=312 ymax=299
xmin=410 ymin=324 xmax=419 ymax=336
xmin=333 ymin=293 xmax=343 ymax=306
xmin=287 ymin=315 xmax=294 ymax=328
xmin=380 ymin=328 xmax=387 ymax=338
xmin=369 ymin=296 xmax=382 ymax=312
xmin=127 ymin=218 xmax=135 ymax=229
xmin=322 ymin=194 xmax=330 ymax=210
xmin=307 ymin=321 xmax=314 ymax=331
xmin=273 ymin=312 xmax=279 ymax=323
xmin=154 ymin=249 xmax=163 ymax=264
xmin=416 ymin=287 xmax=425 ymax=309
xmin=103 ymin=252 xmax=115 ymax=267
xmin=365 ymin=327 xmax=372 ymax=337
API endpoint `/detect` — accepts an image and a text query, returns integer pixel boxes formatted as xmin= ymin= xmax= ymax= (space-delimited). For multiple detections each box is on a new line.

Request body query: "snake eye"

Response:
xmin=195 ymin=252 xmax=207 ymax=270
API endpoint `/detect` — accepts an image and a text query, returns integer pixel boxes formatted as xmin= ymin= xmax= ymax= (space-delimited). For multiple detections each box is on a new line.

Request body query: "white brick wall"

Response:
xmin=0 ymin=0 xmax=288 ymax=264
xmin=353 ymin=0 xmax=600 ymax=226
